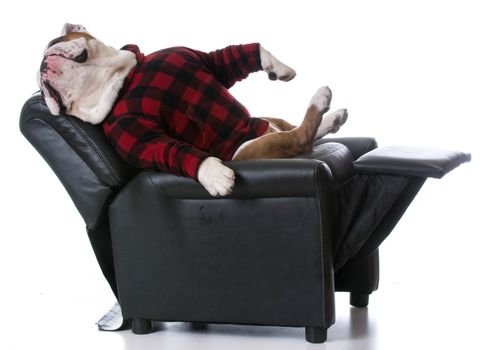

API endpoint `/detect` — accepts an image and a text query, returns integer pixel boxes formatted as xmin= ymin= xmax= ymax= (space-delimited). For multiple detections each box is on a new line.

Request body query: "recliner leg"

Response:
xmin=131 ymin=318 xmax=153 ymax=334
xmin=190 ymin=322 xmax=209 ymax=330
xmin=350 ymin=292 xmax=369 ymax=307
xmin=305 ymin=326 xmax=327 ymax=343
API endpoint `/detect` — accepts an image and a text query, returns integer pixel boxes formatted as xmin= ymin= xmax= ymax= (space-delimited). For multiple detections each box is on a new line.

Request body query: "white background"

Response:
xmin=0 ymin=0 xmax=486 ymax=349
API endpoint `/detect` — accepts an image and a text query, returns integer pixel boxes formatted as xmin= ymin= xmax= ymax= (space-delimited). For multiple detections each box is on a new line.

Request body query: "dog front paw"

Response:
xmin=260 ymin=46 xmax=296 ymax=82
xmin=197 ymin=157 xmax=235 ymax=196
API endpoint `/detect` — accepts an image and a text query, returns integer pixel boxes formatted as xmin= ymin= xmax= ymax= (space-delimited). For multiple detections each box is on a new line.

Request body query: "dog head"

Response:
xmin=38 ymin=23 xmax=136 ymax=124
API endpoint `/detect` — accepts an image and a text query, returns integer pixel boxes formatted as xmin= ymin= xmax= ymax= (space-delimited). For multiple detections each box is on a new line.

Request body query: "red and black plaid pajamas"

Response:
xmin=102 ymin=43 xmax=269 ymax=179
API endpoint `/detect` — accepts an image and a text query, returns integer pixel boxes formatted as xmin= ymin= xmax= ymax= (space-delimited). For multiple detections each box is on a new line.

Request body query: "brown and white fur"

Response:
xmin=38 ymin=23 xmax=348 ymax=196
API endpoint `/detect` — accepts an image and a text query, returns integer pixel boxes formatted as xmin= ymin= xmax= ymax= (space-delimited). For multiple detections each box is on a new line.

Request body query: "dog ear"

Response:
xmin=61 ymin=23 xmax=88 ymax=36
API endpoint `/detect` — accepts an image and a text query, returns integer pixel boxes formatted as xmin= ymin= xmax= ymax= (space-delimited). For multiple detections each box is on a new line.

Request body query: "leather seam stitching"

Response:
xmin=21 ymin=94 xmax=122 ymax=186
xmin=314 ymin=162 xmax=327 ymax=328
xmin=65 ymin=117 xmax=122 ymax=185
xmin=23 ymin=117 xmax=103 ymax=229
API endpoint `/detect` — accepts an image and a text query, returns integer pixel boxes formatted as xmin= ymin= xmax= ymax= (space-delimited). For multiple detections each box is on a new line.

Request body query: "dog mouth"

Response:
xmin=38 ymin=48 xmax=88 ymax=114
xmin=42 ymin=80 xmax=66 ymax=115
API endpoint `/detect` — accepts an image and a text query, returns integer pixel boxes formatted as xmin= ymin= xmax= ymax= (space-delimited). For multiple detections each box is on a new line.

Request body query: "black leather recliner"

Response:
xmin=20 ymin=93 xmax=470 ymax=343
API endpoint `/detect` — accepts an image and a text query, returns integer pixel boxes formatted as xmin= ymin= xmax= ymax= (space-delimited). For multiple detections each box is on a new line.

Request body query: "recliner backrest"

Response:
xmin=19 ymin=93 xmax=138 ymax=230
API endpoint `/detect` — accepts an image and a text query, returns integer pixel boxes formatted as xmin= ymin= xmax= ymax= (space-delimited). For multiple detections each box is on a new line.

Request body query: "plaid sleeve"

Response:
xmin=196 ymin=43 xmax=263 ymax=88
xmin=103 ymin=114 xmax=209 ymax=180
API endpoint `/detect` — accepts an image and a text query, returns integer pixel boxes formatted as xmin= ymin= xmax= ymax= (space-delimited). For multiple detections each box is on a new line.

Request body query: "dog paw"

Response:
xmin=266 ymin=65 xmax=296 ymax=82
xmin=315 ymin=108 xmax=348 ymax=139
xmin=197 ymin=157 xmax=235 ymax=196
xmin=310 ymin=86 xmax=332 ymax=114
xmin=260 ymin=46 xmax=296 ymax=82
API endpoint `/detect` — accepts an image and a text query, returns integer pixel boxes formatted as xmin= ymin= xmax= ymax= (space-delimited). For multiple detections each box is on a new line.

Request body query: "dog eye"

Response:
xmin=74 ymin=49 xmax=88 ymax=63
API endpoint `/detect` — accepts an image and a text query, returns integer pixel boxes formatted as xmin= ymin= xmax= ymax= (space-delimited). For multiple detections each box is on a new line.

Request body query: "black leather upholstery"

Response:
xmin=315 ymin=137 xmax=378 ymax=160
xmin=143 ymin=159 xmax=331 ymax=199
xmin=354 ymin=145 xmax=471 ymax=178
xmin=20 ymin=94 xmax=470 ymax=343
xmin=19 ymin=93 xmax=137 ymax=229
xmin=110 ymin=165 xmax=336 ymax=328
xmin=298 ymin=142 xmax=354 ymax=188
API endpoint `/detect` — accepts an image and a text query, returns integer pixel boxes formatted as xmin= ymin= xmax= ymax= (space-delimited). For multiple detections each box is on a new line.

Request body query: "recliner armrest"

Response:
xmin=137 ymin=159 xmax=334 ymax=200
xmin=316 ymin=137 xmax=378 ymax=160
xmin=353 ymin=145 xmax=471 ymax=178
xmin=109 ymin=159 xmax=337 ymax=333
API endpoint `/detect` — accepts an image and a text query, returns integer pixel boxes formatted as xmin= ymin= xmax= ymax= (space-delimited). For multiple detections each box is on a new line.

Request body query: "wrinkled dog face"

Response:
xmin=38 ymin=24 xmax=93 ymax=116
xmin=39 ymin=23 xmax=136 ymax=124
xmin=39 ymin=23 xmax=125 ymax=122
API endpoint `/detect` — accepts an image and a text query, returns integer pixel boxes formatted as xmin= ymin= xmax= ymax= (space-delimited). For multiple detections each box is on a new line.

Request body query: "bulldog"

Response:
xmin=39 ymin=23 xmax=348 ymax=196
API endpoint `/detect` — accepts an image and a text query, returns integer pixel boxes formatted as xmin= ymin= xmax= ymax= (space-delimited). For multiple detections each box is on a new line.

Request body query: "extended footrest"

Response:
xmin=353 ymin=145 xmax=471 ymax=178
xmin=333 ymin=144 xmax=471 ymax=273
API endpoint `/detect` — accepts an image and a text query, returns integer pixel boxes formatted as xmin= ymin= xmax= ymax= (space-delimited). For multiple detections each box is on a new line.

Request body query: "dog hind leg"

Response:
xmin=261 ymin=117 xmax=296 ymax=131
xmin=232 ymin=86 xmax=332 ymax=160
xmin=314 ymin=108 xmax=348 ymax=140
